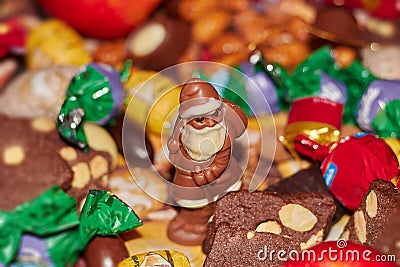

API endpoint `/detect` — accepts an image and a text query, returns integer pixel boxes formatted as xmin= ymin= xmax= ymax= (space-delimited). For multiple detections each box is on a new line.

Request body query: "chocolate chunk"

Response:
xmin=342 ymin=179 xmax=400 ymax=265
xmin=84 ymin=236 xmax=129 ymax=267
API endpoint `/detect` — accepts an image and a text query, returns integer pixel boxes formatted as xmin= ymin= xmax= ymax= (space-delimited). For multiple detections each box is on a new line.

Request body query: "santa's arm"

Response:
xmin=222 ymin=99 xmax=248 ymax=138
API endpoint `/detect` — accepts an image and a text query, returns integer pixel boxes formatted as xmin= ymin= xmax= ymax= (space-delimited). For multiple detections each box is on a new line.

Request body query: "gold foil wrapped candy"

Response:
xmin=118 ymin=250 xmax=191 ymax=267
xmin=26 ymin=19 xmax=91 ymax=69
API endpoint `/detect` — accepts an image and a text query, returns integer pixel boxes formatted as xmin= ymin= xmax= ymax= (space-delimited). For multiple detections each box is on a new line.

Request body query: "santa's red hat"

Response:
xmin=179 ymin=78 xmax=223 ymax=119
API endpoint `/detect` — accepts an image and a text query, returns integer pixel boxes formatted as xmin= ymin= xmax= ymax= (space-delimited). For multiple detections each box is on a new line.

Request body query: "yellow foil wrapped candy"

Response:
xmin=125 ymin=70 xmax=181 ymax=136
xmin=118 ymin=250 xmax=191 ymax=267
xmin=26 ymin=20 xmax=91 ymax=69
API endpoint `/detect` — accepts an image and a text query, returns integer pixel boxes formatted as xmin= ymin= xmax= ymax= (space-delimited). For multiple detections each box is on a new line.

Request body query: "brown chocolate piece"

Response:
xmin=0 ymin=114 xmax=113 ymax=210
xmin=84 ymin=236 xmax=129 ymax=267
xmin=203 ymin=190 xmax=336 ymax=255
xmin=311 ymin=6 xmax=363 ymax=48
xmin=204 ymin=222 xmax=299 ymax=267
xmin=342 ymin=179 xmax=400 ymax=264
xmin=266 ymin=163 xmax=349 ymax=223
xmin=126 ymin=17 xmax=191 ymax=71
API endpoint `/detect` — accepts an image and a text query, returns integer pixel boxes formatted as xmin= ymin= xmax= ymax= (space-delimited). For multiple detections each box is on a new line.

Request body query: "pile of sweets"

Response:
xmin=0 ymin=0 xmax=399 ymax=266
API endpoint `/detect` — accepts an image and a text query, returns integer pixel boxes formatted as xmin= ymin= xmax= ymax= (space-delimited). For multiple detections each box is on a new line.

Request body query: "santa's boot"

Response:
xmin=167 ymin=203 xmax=215 ymax=246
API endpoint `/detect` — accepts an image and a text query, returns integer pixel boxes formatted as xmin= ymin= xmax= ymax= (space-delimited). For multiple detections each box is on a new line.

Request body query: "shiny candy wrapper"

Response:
xmin=26 ymin=20 xmax=91 ymax=69
xmin=194 ymin=54 xmax=280 ymax=116
xmin=0 ymin=186 xmax=142 ymax=267
xmin=280 ymin=97 xmax=343 ymax=162
xmin=118 ymin=250 xmax=191 ymax=267
xmin=356 ymin=79 xmax=400 ymax=138
xmin=267 ymin=46 xmax=375 ymax=124
xmin=385 ymin=138 xmax=400 ymax=167
xmin=321 ymin=133 xmax=400 ymax=211
xmin=58 ymin=61 xmax=130 ymax=149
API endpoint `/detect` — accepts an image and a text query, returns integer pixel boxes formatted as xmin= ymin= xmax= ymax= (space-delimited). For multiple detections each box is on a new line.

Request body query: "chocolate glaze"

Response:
xmin=167 ymin=78 xmax=248 ymax=246
xmin=83 ymin=236 xmax=129 ymax=267
xmin=126 ymin=17 xmax=191 ymax=71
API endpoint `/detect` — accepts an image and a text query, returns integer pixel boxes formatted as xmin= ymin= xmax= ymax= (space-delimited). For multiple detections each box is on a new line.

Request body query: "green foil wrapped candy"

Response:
xmin=0 ymin=186 xmax=141 ymax=267
xmin=58 ymin=61 xmax=131 ymax=150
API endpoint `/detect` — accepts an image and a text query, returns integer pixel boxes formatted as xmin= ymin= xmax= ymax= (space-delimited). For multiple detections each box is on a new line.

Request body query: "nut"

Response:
xmin=3 ymin=145 xmax=25 ymax=165
xmin=58 ymin=147 xmax=78 ymax=162
xmin=300 ymin=230 xmax=324 ymax=250
xmin=30 ymin=117 xmax=56 ymax=133
xmin=89 ymin=155 xmax=109 ymax=179
xmin=247 ymin=231 xmax=255 ymax=239
xmin=71 ymin=162 xmax=91 ymax=189
xmin=192 ymin=11 xmax=231 ymax=45
xmin=178 ymin=0 xmax=218 ymax=22
xmin=101 ymin=175 xmax=109 ymax=187
xmin=83 ymin=123 xmax=118 ymax=169
xmin=354 ymin=210 xmax=367 ymax=244
xmin=332 ymin=46 xmax=357 ymax=68
xmin=279 ymin=204 xmax=318 ymax=232
xmin=256 ymin=221 xmax=282 ymax=235
xmin=366 ymin=190 xmax=378 ymax=218
xmin=209 ymin=33 xmax=247 ymax=57
xmin=341 ymin=230 xmax=350 ymax=240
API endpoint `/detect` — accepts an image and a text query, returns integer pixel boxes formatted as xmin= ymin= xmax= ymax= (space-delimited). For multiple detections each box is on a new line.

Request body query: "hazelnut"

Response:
xmin=178 ymin=0 xmax=218 ymax=22
xmin=192 ymin=11 xmax=231 ymax=45
xmin=332 ymin=46 xmax=357 ymax=68
xmin=219 ymin=0 xmax=249 ymax=13
xmin=209 ymin=33 xmax=247 ymax=57
xmin=262 ymin=42 xmax=310 ymax=70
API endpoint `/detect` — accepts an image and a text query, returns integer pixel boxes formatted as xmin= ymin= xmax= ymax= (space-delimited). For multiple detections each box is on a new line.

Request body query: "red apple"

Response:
xmin=37 ymin=0 xmax=163 ymax=39
xmin=280 ymin=240 xmax=398 ymax=267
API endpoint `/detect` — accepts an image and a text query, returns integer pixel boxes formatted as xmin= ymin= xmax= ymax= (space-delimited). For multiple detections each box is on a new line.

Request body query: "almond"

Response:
xmin=279 ymin=204 xmax=317 ymax=232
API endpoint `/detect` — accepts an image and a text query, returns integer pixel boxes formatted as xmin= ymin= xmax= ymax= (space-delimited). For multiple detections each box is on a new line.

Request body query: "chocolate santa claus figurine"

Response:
xmin=167 ymin=78 xmax=248 ymax=245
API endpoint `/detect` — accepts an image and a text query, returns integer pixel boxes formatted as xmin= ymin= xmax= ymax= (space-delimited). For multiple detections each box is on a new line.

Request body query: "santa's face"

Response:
xmin=181 ymin=110 xmax=227 ymax=161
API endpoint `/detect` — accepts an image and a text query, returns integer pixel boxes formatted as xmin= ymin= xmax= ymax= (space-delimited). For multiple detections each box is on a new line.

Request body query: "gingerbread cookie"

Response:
xmin=0 ymin=114 xmax=117 ymax=210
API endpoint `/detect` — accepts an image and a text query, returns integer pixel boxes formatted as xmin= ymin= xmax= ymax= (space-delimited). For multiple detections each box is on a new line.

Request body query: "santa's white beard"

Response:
xmin=181 ymin=119 xmax=227 ymax=161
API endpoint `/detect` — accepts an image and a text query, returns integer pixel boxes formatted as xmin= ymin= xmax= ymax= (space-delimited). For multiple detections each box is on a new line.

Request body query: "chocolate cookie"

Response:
xmin=266 ymin=163 xmax=349 ymax=223
xmin=203 ymin=190 xmax=336 ymax=255
xmin=341 ymin=179 xmax=400 ymax=264
xmin=204 ymin=222 xmax=300 ymax=267
xmin=0 ymin=114 xmax=116 ymax=210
